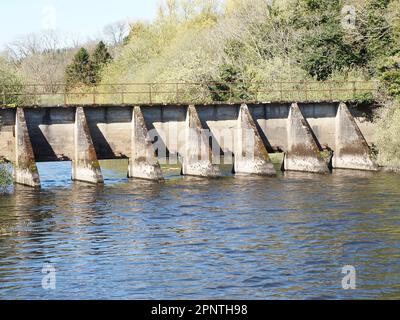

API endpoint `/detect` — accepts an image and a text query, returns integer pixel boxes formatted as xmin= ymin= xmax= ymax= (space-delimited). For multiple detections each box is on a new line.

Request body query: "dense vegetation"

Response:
xmin=66 ymin=41 xmax=113 ymax=88
xmin=100 ymin=0 xmax=399 ymax=97
xmin=100 ymin=0 xmax=400 ymax=167
xmin=0 ymin=161 xmax=12 ymax=193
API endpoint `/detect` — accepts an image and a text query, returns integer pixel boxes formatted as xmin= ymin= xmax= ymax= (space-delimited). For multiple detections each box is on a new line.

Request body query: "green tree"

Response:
xmin=91 ymin=41 xmax=113 ymax=83
xmin=0 ymin=58 xmax=24 ymax=106
xmin=295 ymin=0 xmax=367 ymax=80
xmin=65 ymin=48 xmax=95 ymax=88
xmin=377 ymin=54 xmax=400 ymax=98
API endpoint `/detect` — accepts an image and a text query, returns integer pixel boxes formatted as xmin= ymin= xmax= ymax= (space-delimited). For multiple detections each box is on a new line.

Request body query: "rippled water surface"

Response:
xmin=1 ymin=159 xmax=400 ymax=300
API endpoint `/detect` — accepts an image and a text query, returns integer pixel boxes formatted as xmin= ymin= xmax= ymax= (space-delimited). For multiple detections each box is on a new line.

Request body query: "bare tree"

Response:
xmin=5 ymin=31 xmax=78 ymax=86
xmin=103 ymin=21 xmax=131 ymax=46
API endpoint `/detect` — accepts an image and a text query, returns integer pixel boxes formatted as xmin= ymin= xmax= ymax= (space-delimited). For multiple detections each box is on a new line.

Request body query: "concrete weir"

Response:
xmin=128 ymin=106 xmax=164 ymax=181
xmin=14 ymin=108 xmax=41 ymax=188
xmin=72 ymin=107 xmax=104 ymax=184
xmin=333 ymin=102 xmax=378 ymax=171
xmin=0 ymin=101 xmax=381 ymax=186
xmin=234 ymin=104 xmax=276 ymax=176
xmin=182 ymin=105 xmax=221 ymax=177
xmin=284 ymin=103 xmax=329 ymax=174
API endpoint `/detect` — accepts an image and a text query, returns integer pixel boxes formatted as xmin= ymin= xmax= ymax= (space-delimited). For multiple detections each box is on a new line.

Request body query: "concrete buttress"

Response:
xmin=181 ymin=105 xmax=221 ymax=177
xmin=72 ymin=107 xmax=104 ymax=184
xmin=234 ymin=104 xmax=276 ymax=176
xmin=128 ymin=106 xmax=164 ymax=181
xmin=14 ymin=108 xmax=41 ymax=187
xmin=332 ymin=102 xmax=378 ymax=171
xmin=284 ymin=103 xmax=330 ymax=173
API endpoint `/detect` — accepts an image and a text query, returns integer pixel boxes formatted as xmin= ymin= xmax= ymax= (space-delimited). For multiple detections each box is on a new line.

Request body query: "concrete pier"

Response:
xmin=333 ymin=102 xmax=378 ymax=171
xmin=72 ymin=107 xmax=104 ymax=184
xmin=14 ymin=108 xmax=41 ymax=187
xmin=284 ymin=103 xmax=330 ymax=173
xmin=234 ymin=104 xmax=276 ymax=175
xmin=181 ymin=105 xmax=221 ymax=177
xmin=128 ymin=106 xmax=164 ymax=181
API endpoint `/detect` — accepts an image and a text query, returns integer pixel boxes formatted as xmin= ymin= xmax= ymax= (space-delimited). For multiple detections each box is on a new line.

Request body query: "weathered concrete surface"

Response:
xmin=0 ymin=108 xmax=15 ymax=162
xmin=72 ymin=107 xmax=104 ymax=184
xmin=182 ymin=105 xmax=221 ymax=177
xmin=284 ymin=103 xmax=330 ymax=173
xmin=14 ymin=108 xmax=41 ymax=187
xmin=234 ymin=104 xmax=276 ymax=175
xmin=0 ymin=102 xmax=378 ymax=165
xmin=128 ymin=106 xmax=164 ymax=181
xmin=333 ymin=102 xmax=378 ymax=171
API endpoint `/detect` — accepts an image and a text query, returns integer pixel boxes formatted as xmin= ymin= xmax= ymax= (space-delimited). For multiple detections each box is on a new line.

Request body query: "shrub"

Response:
xmin=0 ymin=161 xmax=12 ymax=193
xmin=0 ymin=58 xmax=24 ymax=106
xmin=374 ymin=99 xmax=400 ymax=167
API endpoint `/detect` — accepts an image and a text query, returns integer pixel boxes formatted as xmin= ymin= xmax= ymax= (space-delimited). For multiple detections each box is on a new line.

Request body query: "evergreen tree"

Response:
xmin=65 ymin=48 xmax=95 ymax=88
xmin=91 ymin=41 xmax=113 ymax=83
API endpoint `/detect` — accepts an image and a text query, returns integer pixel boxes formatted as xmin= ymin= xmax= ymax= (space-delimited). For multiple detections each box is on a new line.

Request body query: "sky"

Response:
xmin=0 ymin=0 xmax=159 ymax=49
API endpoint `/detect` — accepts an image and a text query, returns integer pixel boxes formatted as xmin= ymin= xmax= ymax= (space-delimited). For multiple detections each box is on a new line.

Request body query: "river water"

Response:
xmin=0 ymin=159 xmax=399 ymax=300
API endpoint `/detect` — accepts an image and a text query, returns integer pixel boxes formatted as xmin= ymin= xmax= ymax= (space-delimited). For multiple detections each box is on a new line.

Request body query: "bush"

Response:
xmin=0 ymin=58 xmax=24 ymax=106
xmin=0 ymin=161 xmax=12 ymax=193
xmin=208 ymin=64 xmax=251 ymax=102
xmin=374 ymin=99 xmax=400 ymax=167
xmin=377 ymin=55 xmax=400 ymax=98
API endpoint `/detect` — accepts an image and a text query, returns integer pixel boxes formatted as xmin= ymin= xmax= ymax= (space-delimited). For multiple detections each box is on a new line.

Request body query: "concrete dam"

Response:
xmin=0 ymin=102 xmax=378 ymax=188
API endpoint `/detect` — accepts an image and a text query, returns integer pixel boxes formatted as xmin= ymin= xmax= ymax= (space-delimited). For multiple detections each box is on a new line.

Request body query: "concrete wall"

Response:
xmin=0 ymin=102 xmax=377 ymax=162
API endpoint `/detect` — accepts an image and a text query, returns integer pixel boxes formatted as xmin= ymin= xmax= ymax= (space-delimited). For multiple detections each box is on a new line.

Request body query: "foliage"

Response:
xmin=0 ymin=57 xmax=24 ymax=106
xmin=91 ymin=41 xmax=113 ymax=83
xmin=0 ymin=161 xmax=12 ymax=193
xmin=377 ymin=54 xmax=400 ymax=98
xmin=66 ymin=48 xmax=95 ymax=88
xmin=375 ymin=99 xmax=400 ymax=167
xmin=208 ymin=64 xmax=250 ymax=102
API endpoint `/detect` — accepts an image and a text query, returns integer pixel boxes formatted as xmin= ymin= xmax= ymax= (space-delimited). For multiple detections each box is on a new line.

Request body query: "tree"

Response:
xmin=377 ymin=55 xmax=400 ymax=98
xmin=91 ymin=41 xmax=113 ymax=83
xmin=65 ymin=48 xmax=95 ymax=88
xmin=104 ymin=21 xmax=131 ymax=46
xmin=0 ymin=57 xmax=24 ymax=105
xmin=6 ymin=31 xmax=76 ymax=87
xmin=294 ymin=0 xmax=367 ymax=80
xmin=208 ymin=64 xmax=250 ymax=102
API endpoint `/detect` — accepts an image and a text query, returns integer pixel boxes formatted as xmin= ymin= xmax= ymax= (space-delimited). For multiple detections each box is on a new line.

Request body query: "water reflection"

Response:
xmin=0 ymin=160 xmax=400 ymax=299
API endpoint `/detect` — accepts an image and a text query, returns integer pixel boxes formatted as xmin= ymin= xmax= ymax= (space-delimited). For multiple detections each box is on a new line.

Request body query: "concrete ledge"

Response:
xmin=14 ymin=108 xmax=41 ymax=187
xmin=284 ymin=103 xmax=330 ymax=174
xmin=234 ymin=104 xmax=276 ymax=176
xmin=128 ymin=106 xmax=164 ymax=181
xmin=333 ymin=102 xmax=378 ymax=171
xmin=182 ymin=105 xmax=221 ymax=177
xmin=72 ymin=107 xmax=104 ymax=184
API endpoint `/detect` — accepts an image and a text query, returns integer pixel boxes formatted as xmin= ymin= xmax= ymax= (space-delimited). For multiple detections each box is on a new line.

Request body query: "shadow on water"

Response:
xmin=0 ymin=160 xmax=400 ymax=299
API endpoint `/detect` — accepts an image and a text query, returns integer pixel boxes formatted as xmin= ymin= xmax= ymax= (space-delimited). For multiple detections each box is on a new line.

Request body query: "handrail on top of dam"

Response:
xmin=0 ymin=80 xmax=379 ymax=107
